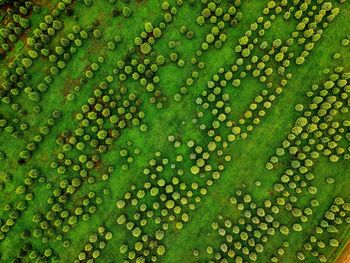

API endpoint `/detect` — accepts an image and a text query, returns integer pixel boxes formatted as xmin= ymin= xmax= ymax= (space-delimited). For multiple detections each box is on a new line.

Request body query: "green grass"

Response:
xmin=0 ymin=0 xmax=349 ymax=262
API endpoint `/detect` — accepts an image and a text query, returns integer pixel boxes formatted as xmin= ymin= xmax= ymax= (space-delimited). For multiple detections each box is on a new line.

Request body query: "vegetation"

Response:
xmin=0 ymin=0 xmax=349 ymax=262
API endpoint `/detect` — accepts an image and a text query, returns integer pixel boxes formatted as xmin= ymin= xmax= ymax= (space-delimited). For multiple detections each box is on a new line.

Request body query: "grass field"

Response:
xmin=0 ymin=0 xmax=349 ymax=262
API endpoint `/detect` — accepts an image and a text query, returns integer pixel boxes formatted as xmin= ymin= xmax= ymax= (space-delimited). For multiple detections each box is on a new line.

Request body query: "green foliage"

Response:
xmin=0 ymin=1 xmax=349 ymax=263
xmin=140 ymin=43 xmax=152 ymax=55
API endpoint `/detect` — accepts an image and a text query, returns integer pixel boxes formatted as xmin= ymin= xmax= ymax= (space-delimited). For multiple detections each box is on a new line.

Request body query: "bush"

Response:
xmin=140 ymin=43 xmax=152 ymax=55
xmin=122 ymin=7 xmax=132 ymax=17
xmin=144 ymin=22 xmax=153 ymax=33
xmin=157 ymin=245 xmax=165 ymax=256
xmin=22 ymin=58 xmax=32 ymax=68
xmin=93 ymin=29 xmax=102 ymax=39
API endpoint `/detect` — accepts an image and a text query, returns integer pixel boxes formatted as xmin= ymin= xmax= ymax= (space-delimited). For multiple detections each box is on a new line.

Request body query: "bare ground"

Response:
xmin=335 ymin=241 xmax=350 ymax=263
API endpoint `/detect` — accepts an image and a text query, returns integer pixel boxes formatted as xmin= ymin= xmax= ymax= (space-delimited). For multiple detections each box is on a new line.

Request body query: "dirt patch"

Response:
xmin=136 ymin=0 xmax=149 ymax=6
xmin=63 ymin=77 xmax=81 ymax=96
xmin=0 ymin=48 xmax=6 ymax=57
xmin=335 ymin=240 xmax=350 ymax=263
xmin=32 ymin=0 xmax=55 ymax=9
xmin=95 ymin=160 xmax=102 ymax=170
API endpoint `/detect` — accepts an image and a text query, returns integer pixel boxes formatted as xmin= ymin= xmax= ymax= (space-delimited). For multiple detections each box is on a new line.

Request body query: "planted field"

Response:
xmin=0 ymin=0 xmax=350 ymax=262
